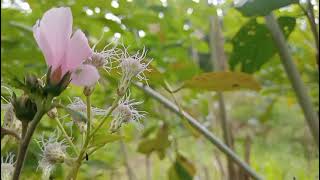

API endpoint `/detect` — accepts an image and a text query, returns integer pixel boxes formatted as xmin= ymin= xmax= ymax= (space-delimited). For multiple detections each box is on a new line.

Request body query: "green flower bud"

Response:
xmin=11 ymin=93 xmax=37 ymax=123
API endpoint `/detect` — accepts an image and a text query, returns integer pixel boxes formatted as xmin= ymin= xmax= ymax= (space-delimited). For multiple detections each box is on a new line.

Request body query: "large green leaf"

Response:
xmin=236 ymin=0 xmax=299 ymax=17
xmin=229 ymin=16 xmax=296 ymax=73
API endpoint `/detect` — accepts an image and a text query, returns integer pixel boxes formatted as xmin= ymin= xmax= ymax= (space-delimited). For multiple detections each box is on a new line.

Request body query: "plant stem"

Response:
xmin=66 ymin=95 xmax=120 ymax=180
xmin=298 ymin=2 xmax=319 ymax=68
xmin=133 ymin=82 xmax=263 ymax=180
xmin=1 ymin=127 xmax=21 ymax=140
xmin=146 ymin=155 xmax=152 ymax=180
xmin=86 ymin=95 xmax=91 ymax=139
xmin=89 ymin=96 xmax=121 ymax=139
xmin=209 ymin=12 xmax=237 ymax=179
xmin=66 ymin=95 xmax=92 ymax=180
xmin=12 ymin=109 xmax=46 ymax=180
xmin=54 ymin=117 xmax=79 ymax=155
xmin=21 ymin=121 xmax=28 ymax=139
xmin=265 ymin=13 xmax=319 ymax=147
xmin=119 ymin=134 xmax=136 ymax=180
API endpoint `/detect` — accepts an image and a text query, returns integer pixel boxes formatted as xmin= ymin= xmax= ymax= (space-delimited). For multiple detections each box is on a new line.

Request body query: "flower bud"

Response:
xmin=47 ymin=108 xmax=58 ymax=119
xmin=44 ymin=66 xmax=71 ymax=97
xmin=4 ymin=104 xmax=15 ymax=127
xmin=3 ymin=104 xmax=22 ymax=136
xmin=109 ymin=95 xmax=144 ymax=133
xmin=43 ymin=142 xmax=66 ymax=163
xmin=11 ymin=93 xmax=37 ymax=123
xmin=118 ymin=48 xmax=151 ymax=95
xmin=38 ymin=136 xmax=68 ymax=179
xmin=25 ymin=74 xmax=43 ymax=94
xmin=83 ymin=86 xmax=95 ymax=96
xmin=88 ymin=52 xmax=105 ymax=68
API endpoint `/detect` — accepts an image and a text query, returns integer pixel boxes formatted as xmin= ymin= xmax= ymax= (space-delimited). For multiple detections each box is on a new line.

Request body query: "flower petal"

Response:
xmin=35 ymin=7 xmax=72 ymax=70
xmin=71 ymin=64 xmax=100 ymax=86
xmin=63 ymin=30 xmax=92 ymax=73
xmin=33 ymin=20 xmax=54 ymax=67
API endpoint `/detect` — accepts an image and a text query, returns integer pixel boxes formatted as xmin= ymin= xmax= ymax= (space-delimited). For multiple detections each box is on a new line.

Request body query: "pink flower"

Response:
xmin=33 ymin=7 xmax=99 ymax=86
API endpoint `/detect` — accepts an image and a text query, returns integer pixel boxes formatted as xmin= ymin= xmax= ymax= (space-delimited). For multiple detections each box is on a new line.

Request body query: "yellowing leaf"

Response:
xmin=183 ymin=72 xmax=261 ymax=91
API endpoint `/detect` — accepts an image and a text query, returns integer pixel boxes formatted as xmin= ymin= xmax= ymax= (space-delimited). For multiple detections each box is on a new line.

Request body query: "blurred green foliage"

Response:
xmin=1 ymin=0 xmax=319 ymax=179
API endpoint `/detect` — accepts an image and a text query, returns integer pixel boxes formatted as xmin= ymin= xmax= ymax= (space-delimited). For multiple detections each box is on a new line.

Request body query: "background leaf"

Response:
xmin=236 ymin=0 xmax=299 ymax=17
xmin=183 ymin=72 xmax=261 ymax=91
xmin=229 ymin=16 xmax=296 ymax=73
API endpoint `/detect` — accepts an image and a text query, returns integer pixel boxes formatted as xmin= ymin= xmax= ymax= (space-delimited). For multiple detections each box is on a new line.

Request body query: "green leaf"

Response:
xmin=236 ymin=0 xmax=299 ymax=17
xmin=84 ymin=160 xmax=113 ymax=170
xmin=183 ymin=72 xmax=261 ymax=91
xmin=229 ymin=16 xmax=296 ymax=73
xmin=90 ymin=133 xmax=123 ymax=148
xmin=168 ymin=153 xmax=196 ymax=180
xmin=137 ymin=123 xmax=170 ymax=159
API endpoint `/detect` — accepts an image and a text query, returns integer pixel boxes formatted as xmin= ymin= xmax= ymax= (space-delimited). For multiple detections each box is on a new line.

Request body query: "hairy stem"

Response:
xmin=89 ymin=96 xmax=121 ymax=139
xmin=265 ymin=13 xmax=319 ymax=147
xmin=13 ymin=109 xmax=46 ymax=180
xmin=67 ymin=95 xmax=92 ymax=180
xmin=66 ymin=95 xmax=120 ymax=180
xmin=54 ymin=117 xmax=79 ymax=155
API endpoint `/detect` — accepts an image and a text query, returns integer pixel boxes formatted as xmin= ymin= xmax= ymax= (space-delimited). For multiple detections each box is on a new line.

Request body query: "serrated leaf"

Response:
xmin=183 ymin=72 xmax=261 ymax=91
xmin=229 ymin=17 xmax=296 ymax=73
xmin=236 ymin=0 xmax=299 ymax=17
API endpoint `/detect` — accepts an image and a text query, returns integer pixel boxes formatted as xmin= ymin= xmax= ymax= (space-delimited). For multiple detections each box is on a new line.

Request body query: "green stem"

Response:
xmin=89 ymin=96 xmax=121 ymax=139
xmin=86 ymin=95 xmax=91 ymax=138
xmin=66 ymin=95 xmax=92 ymax=180
xmin=12 ymin=109 xmax=46 ymax=180
xmin=265 ymin=13 xmax=319 ymax=147
xmin=54 ymin=117 xmax=79 ymax=156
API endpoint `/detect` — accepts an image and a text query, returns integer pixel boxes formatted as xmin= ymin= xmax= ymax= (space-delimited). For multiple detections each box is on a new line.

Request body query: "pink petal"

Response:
xmin=34 ymin=7 xmax=72 ymax=70
xmin=63 ymin=30 xmax=92 ymax=73
xmin=71 ymin=64 xmax=100 ymax=86
xmin=33 ymin=20 xmax=54 ymax=67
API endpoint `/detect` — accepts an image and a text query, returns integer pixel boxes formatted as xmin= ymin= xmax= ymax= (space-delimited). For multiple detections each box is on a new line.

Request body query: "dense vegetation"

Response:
xmin=1 ymin=0 xmax=319 ymax=179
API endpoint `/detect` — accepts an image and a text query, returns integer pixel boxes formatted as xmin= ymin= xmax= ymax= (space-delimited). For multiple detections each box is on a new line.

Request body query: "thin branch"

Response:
xmin=133 ymin=82 xmax=263 ymax=180
xmin=265 ymin=13 xmax=319 ymax=147
xmin=298 ymin=2 xmax=319 ymax=68
xmin=54 ymin=117 xmax=79 ymax=156
xmin=1 ymin=127 xmax=21 ymax=141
